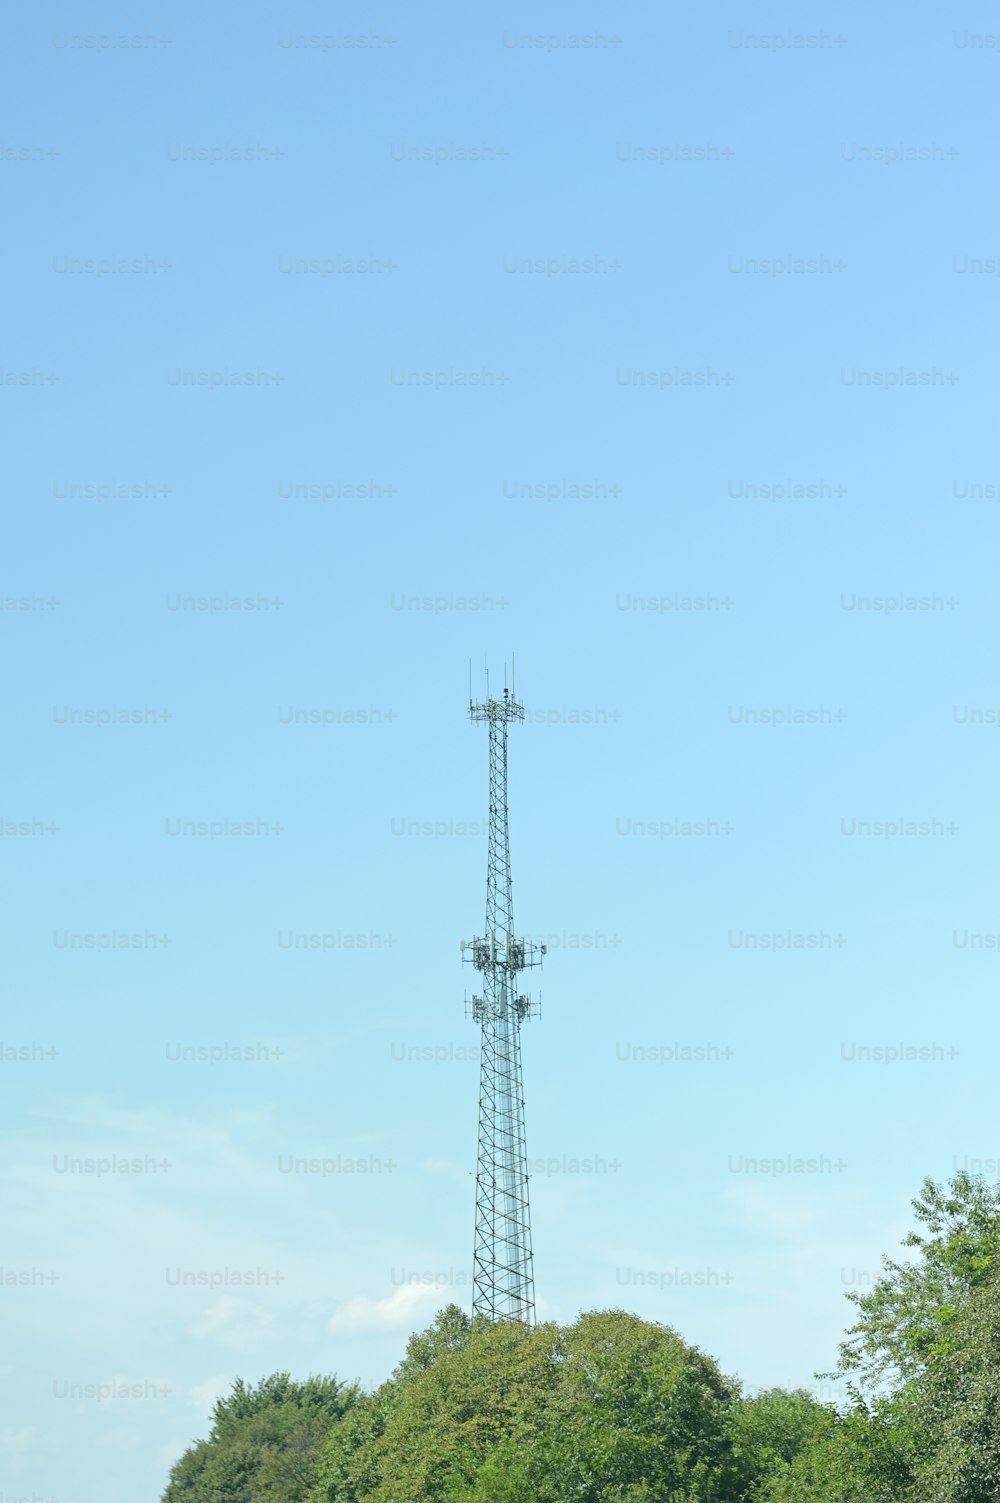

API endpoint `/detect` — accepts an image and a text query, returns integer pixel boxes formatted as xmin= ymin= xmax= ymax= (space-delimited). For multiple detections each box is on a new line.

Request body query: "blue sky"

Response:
xmin=5 ymin=2 xmax=1000 ymax=1498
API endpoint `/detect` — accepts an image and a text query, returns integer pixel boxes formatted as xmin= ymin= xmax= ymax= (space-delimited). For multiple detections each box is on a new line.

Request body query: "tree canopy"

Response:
xmin=829 ymin=1172 xmax=1000 ymax=1394
xmin=163 ymin=1173 xmax=1000 ymax=1503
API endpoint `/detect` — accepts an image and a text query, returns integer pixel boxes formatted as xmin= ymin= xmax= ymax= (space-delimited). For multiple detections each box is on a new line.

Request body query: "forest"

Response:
xmin=162 ymin=1172 xmax=1000 ymax=1502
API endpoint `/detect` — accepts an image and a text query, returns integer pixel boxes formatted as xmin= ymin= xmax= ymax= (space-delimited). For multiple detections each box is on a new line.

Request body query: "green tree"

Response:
xmin=309 ymin=1307 xmax=744 ymax=1503
xmin=439 ymin=1437 xmax=543 ymax=1503
xmin=541 ymin=1309 xmax=743 ymax=1502
xmin=307 ymin=1307 xmax=476 ymax=1503
xmin=306 ymin=1385 xmax=395 ymax=1503
xmin=164 ymin=1372 xmax=359 ymax=1503
xmin=729 ymin=1388 xmax=837 ymax=1499
xmin=209 ymin=1373 xmax=359 ymax=1438
xmin=391 ymin=1302 xmax=473 ymax=1380
xmin=172 ymin=1177 xmax=1000 ymax=1503
xmin=910 ymin=1269 xmax=1000 ymax=1501
xmin=829 ymin=1173 xmax=1000 ymax=1394
xmin=358 ymin=1312 xmax=563 ymax=1503
xmin=759 ymin=1400 xmax=917 ymax=1503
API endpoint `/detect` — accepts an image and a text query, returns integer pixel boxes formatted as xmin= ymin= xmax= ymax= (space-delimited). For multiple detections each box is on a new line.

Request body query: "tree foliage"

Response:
xmin=829 ymin=1173 xmax=1000 ymax=1393
xmin=163 ymin=1174 xmax=1000 ymax=1503
xmin=909 ymin=1269 xmax=1000 ymax=1502
xmin=309 ymin=1305 xmax=759 ymax=1503
xmin=729 ymin=1388 xmax=837 ymax=1499
xmin=163 ymin=1372 xmax=360 ymax=1503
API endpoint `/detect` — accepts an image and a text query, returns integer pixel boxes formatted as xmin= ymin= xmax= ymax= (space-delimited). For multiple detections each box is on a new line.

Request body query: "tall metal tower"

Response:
xmin=461 ymin=681 xmax=544 ymax=1324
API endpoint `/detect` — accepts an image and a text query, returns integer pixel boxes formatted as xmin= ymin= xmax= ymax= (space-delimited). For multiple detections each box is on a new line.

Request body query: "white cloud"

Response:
xmin=191 ymin=1297 xmax=279 ymax=1349
xmin=329 ymin=1282 xmax=442 ymax=1334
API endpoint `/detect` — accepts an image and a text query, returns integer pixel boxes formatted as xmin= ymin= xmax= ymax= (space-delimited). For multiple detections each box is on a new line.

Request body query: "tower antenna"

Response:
xmin=461 ymin=675 xmax=545 ymax=1323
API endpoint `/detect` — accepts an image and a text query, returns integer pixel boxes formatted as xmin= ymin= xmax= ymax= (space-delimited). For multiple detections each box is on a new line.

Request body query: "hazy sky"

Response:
xmin=5 ymin=3 xmax=1000 ymax=1499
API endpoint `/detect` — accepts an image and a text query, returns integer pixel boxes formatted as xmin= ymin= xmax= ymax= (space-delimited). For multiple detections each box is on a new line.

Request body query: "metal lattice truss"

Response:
xmin=461 ymin=689 xmax=544 ymax=1324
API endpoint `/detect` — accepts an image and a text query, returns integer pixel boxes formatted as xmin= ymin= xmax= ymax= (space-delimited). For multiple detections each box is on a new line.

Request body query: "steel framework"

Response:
xmin=461 ymin=685 xmax=544 ymax=1323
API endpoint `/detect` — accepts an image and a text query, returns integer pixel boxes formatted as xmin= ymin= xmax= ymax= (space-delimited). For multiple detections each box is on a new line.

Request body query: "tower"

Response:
xmin=461 ymin=682 xmax=544 ymax=1323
